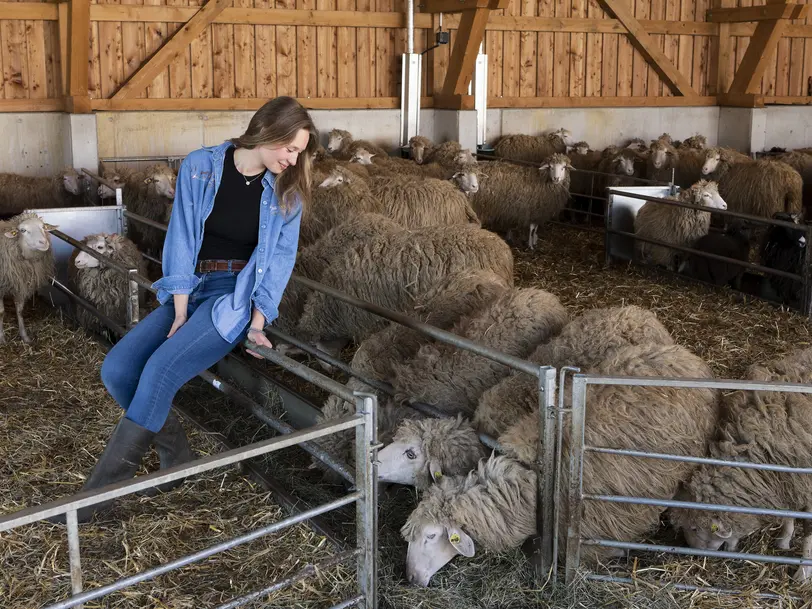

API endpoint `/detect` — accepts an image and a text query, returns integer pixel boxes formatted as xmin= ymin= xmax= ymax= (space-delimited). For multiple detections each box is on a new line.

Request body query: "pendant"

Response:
xmin=245 ymin=180 xmax=250 ymax=186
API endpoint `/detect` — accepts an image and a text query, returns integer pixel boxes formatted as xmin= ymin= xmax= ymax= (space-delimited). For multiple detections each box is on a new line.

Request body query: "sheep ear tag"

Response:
xmin=447 ymin=527 xmax=475 ymax=557
xmin=4 ymin=229 xmax=18 ymax=239
xmin=711 ymin=519 xmax=732 ymax=539
xmin=428 ymin=459 xmax=443 ymax=483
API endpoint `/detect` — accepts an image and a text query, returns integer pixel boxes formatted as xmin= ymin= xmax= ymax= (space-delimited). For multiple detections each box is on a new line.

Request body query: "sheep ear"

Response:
xmin=427 ymin=459 xmax=443 ymax=483
xmin=4 ymin=229 xmax=18 ymax=239
xmin=711 ymin=519 xmax=732 ymax=539
xmin=539 ymin=163 xmax=550 ymax=171
xmin=43 ymin=223 xmax=59 ymax=232
xmin=447 ymin=527 xmax=475 ymax=557
xmin=143 ymin=177 xmax=154 ymax=184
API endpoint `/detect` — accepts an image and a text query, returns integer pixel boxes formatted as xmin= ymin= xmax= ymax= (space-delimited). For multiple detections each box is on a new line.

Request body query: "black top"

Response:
xmin=197 ymin=146 xmax=264 ymax=262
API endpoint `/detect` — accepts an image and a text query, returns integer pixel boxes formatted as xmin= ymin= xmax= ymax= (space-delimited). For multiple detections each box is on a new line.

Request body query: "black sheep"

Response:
xmin=679 ymin=220 xmax=751 ymax=288
xmin=760 ymin=212 xmax=808 ymax=306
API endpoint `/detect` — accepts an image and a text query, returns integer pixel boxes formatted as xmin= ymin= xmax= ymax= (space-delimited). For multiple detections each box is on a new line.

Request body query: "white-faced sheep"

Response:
xmin=624 ymin=138 xmax=648 ymax=153
xmin=415 ymin=139 xmax=477 ymax=168
xmin=493 ymin=128 xmax=573 ymax=163
xmin=597 ymin=148 xmax=646 ymax=191
xmin=350 ymin=147 xmax=459 ymax=181
xmin=366 ymin=173 xmax=480 ymax=229
xmin=702 ymin=148 xmax=802 ymax=219
xmin=498 ymin=342 xmax=719 ymax=566
xmin=677 ymin=134 xmax=708 ymax=150
xmin=473 ymin=304 xmax=674 ymax=438
xmin=635 ymin=179 xmax=728 ymax=270
xmin=646 ymin=138 xmax=705 ymax=188
xmin=295 ymin=224 xmax=515 ymax=346
xmin=678 ymin=219 xmax=751 ymax=288
xmin=325 ymin=128 xmax=388 ymax=160
xmin=391 ymin=288 xmax=568 ymax=416
xmin=0 ymin=212 xmax=56 ymax=344
xmin=312 ymin=156 xmax=370 ymax=185
xmin=668 ymin=347 xmax=812 ymax=583
xmin=468 ymin=154 xmax=572 ymax=249
xmin=759 ymin=211 xmax=808 ymax=307
xmin=377 ymin=415 xmax=487 ymax=491
xmin=0 ymin=169 xmax=86 ymax=218
xmin=68 ymin=233 xmax=148 ymax=336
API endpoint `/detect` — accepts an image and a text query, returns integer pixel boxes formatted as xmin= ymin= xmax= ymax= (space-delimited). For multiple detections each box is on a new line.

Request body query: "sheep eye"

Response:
xmin=20 ymin=228 xmax=26 ymax=233
xmin=426 ymin=533 xmax=436 ymax=540
xmin=405 ymin=449 xmax=416 ymax=460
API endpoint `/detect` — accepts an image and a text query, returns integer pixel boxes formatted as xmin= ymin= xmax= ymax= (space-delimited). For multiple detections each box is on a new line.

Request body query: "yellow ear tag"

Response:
xmin=710 ymin=523 xmax=719 ymax=533
xmin=449 ymin=533 xmax=461 ymax=543
xmin=434 ymin=471 xmax=443 ymax=479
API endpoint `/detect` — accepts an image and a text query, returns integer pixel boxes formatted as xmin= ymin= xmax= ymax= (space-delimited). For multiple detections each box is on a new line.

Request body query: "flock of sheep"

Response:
xmin=2 ymin=125 xmax=812 ymax=592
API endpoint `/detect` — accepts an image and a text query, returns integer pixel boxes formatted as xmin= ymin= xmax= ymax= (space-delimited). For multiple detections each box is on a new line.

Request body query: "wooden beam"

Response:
xmin=112 ymin=0 xmax=233 ymax=100
xmin=58 ymin=2 xmax=68 ymax=97
xmin=763 ymin=95 xmax=812 ymax=105
xmin=488 ymin=95 xmax=718 ymax=107
xmin=442 ymin=8 xmax=491 ymax=96
xmin=707 ymin=3 xmax=808 ymax=23
xmin=713 ymin=0 xmax=734 ymax=95
xmin=421 ymin=0 xmax=509 ymax=13
xmin=728 ymin=18 xmax=788 ymax=94
xmin=598 ymin=0 xmax=697 ymax=96
xmin=0 ymin=2 xmax=58 ymax=20
xmin=91 ymin=96 xmax=434 ymax=111
xmin=432 ymin=94 xmax=476 ymax=109
xmin=718 ymin=92 xmax=765 ymax=107
xmin=0 ymin=98 xmax=66 ymax=112
xmin=67 ymin=0 xmax=90 ymax=112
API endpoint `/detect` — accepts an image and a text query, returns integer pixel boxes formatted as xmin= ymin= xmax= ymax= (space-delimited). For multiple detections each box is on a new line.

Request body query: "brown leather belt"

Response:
xmin=196 ymin=259 xmax=248 ymax=273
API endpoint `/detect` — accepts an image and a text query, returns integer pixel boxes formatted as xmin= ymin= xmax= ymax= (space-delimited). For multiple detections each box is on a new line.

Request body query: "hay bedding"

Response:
xmin=0 ymin=304 xmax=353 ymax=609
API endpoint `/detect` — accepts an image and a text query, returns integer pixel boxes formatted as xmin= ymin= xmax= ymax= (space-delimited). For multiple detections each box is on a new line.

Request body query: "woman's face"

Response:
xmin=260 ymin=128 xmax=311 ymax=174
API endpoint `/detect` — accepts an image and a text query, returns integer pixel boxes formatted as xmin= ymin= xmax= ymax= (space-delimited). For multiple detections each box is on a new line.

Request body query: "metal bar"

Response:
xmin=564 ymin=375 xmax=587 ymax=584
xmin=578 ymin=374 xmax=812 ymax=392
xmin=327 ymin=596 xmax=364 ymax=609
xmin=582 ymin=539 xmax=812 ymax=568
xmin=214 ymin=550 xmax=360 ymax=609
xmin=66 ymin=510 xmax=83 ymax=604
xmin=0 ymin=415 xmax=363 ymax=532
xmin=141 ymin=251 xmax=161 ymax=266
xmin=43 ymin=493 xmax=362 ymax=609
xmin=50 ymin=277 xmax=127 ymax=336
xmin=100 ymin=155 xmax=186 ymax=164
xmin=407 ymin=0 xmax=414 ymax=54
xmin=244 ymin=340 xmax=360 ymax=403
xmin=585 ymin=574 xmax=803 ymax=602
xmin=80 ymin=168 xmax=121 ymax=192
xmin=584 ymin=493 xmax=812 ymax=521
xmin=535 ymin=366 xmax=557 ymax=581
xmin=355 ymin=392 xmax=379 ymax=609
xmin=123 ymin=209 xmax=169 ymax=233
xmin=289 ymin=276 xmax=542 ymax=377
xmin=553 ymin=366 xmax=578 ymax=584
xmin=587 ymin=445 xmax=812 ymax=474
xmin=197 ymin=369 xmax=356 ymax=486
xmin=126 ymin=269 xmax=139 ymax=327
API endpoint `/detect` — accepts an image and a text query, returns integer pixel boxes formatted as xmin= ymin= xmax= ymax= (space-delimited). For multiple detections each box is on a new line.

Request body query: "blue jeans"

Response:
xmin=101 ymin=271 xmax=248 ymax=432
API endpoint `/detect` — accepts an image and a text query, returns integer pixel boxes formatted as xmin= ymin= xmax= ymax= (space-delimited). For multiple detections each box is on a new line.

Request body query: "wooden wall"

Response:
xmin=1 ymin=0 xmax=812 ymax=110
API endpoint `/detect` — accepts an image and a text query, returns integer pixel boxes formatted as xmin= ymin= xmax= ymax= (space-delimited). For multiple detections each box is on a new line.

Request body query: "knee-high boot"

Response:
xmin=141 ymin=409 xmax=196 ymax=495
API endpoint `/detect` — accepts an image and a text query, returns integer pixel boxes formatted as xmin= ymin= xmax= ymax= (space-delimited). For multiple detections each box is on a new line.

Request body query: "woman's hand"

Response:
xmin=167 ymin=314 xmax=187 ymax=338
xmin=246 ymin=327 xmax=273 ymax=358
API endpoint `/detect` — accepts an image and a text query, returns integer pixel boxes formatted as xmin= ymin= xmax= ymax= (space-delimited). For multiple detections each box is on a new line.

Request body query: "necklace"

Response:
xmin=239 ymin=170 xmax=263 ymax=187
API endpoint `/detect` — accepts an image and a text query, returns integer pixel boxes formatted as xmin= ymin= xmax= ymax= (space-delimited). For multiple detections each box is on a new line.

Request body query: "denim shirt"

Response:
xmin=152 ymin=141 xmax=302 ymax=343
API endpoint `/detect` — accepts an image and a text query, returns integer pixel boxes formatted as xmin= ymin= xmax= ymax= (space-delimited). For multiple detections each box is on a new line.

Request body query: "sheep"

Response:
xmin=468 ymin=153 xmax=573 ymax=249
xmin=668 ymin=347 xmax=812 ymax=583
xmin=312 ymin=156 xmax=370 ymax=185
xmin=295 ymin=224 xmax=514 ymax=346
xmin=300 ymin=166 xmax=382 ymax=245
xmin=634 ymin=179 xmax=728 ymax=271
xmin=366 ymin=173 xmax=480 ymax=229
xmin=67 ymin=233 xmax=148 ymax=337
xmin=645 ymin=138 xmax=705 ymax=188
xmin=759 ymin=211 xmax=808 ymax=307
xmin=473 ymin=304 xmax=674 ymax=438
xmin=493 ymin=128 xmax=573 ymax=163
xmin=701 ymin=148 xmax=802 ymax=219
xmin=408 ymin=135 xmax=434 ymax=164
xmin=498 ymin=342 xmax=719 ymax=566
xmin=597 ymin=148 xmax=645 ymax=191
xmin=424 ymin=140 xmax=476 ymax=168
xmin=772 ymin=150 xmax=812 ymax=216
xmin=678 ymin=219 xmax=751 ymax=288
xmin=391 ymin=288 xmax=568 ymax=417
xmin=677 ymin=134 xmax=708 ymax=150
xmin=349 ymin=147 xmax=449 ymax=180
xmin=0 ymin=169 xmax=86 ymax=218
xmin=624 ymin=138 xmax=648 ymax=153
xmin=377 ymin=414 xmax=487 ymax=491
xmin=325 ymin=128 xmax=388 ymax=160
xmin=0 ymin=212 xmax=56 ymax=344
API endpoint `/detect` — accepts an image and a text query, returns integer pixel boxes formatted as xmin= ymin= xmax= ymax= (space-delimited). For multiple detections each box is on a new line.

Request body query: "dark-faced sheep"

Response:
xmin=473 ymin=305 xmax=674 ymax=438
xmin=635 ymin=179 xmax=728 ymax=270
xmin=493 ymin=128 xmax=573 ymax=163
xmin=325 ymin=128 xmax=388 ymax=160
xmin=295 ymin=224 xmax=515 ymax=345
xmin=0 ymin=169 xmax=86 ymax=218
xmin=668 ymin=347 xmax=812 ymax=583
xmin=468 ymin=154 xmax=572 ymax=249
xmin=678 ymin=220 xmax=751 ymax=288
xmin=391 ymin=288 xmax=568 ymax=417
xmin=702 ymin=148 xmax=802 ymax=219
xmin=759 ymin=211 xmax=808 ymax=307
xmin=0 ymin=212 xmax=56 ymax=344
xmin=597 ymin=148 xmax=646 ymax=192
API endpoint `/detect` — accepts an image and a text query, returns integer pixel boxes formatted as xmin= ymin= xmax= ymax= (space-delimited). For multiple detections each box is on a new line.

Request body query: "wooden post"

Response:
xmin=66 ymin=0 xmax=91 ymax=113
xmin=58 ymin=2 xmax=69 ymax=97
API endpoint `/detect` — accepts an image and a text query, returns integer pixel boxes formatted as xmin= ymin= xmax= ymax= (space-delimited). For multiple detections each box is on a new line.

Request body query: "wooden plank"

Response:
xmin=336 ymin=0 xmax=355 ymax=97
xmin=442 ymin=7 xmax=491 ymax=96
xmin=678 ymin=0 xmax=694 ymax=96
xmin=692 ymin=0 xmax=708 ymax=95
xmin=91 ymin=96 xmax=407 ymax=110
xmin=502 ymin=0 xmax=519 ymax=98
xmin=211 ymin=22 xmax=234 ymax=98
xmin=804 ymin=33 xmax=812 ymax=98
xmin=43 ymin=20 xmax=60 ymax=98
xmin=166 ymin=0 xmax=192 ymax=98
xmin=718 ymin=92 xmax=765 ymax=106
xmin=775 ymin=34 xmax=790 ymax=95
xmin=586 ymin=0 xmax=602 ymax=96
xmin=233 ymin=0 xmax=256 ymax=99
xmin=601 ymin=33 xmax=618 ymax=95
xmin=519 ymin=0 xmax=535 ymax=97
xmin=26 ymin=20 xmax=46 ymax=99
xmin=88 ymin=20 xmax=101 ymax=99
xmin=647 ymin=0 xmax=664 ymax=96
xmin=316 ymin=0 xmax=337 ymax=98
xmin=422 ymin=0 xmax=509 ymax=11
xmin=788 ymin=35 xmax=804 ymax=95
xmin=68 ymin=0 xmax=90 ymax=101
xmin=433 ymin=92 xmax=475 ymax=108
xmin=254 ymin=0 xmax=276 ymax=99
xmin=570 ymin=0 xmax=586 ymax=96
xmin=487 ymin=28 xmax=503 ymax=98
xmin=537 ymin=0 xmax=553 ymax=97
xmin=2 ymin=19 xmax=28 ymax=99
xmin=489 ymin=95 xmax=718 ymax=107
xmin=616 ymin=31 xmax=633 ymax=95
xmin=375 ymin=0 xmax=394 ymax=97
xmin=112 ymin=0 xmax=232 ymax=100
xmin=708 ymin=3 xmax=808 ymax=22
xmin=764 ymin=95 xmax=812 ymax=103
xmin=631 ymin=0 xmax=648 ymax=96
xmin=0 ymin=97 xmax=66 ymax=111
xmin=121 ymin=0 xmax=146 ymax=100
xmin=0 ymin=3 xmax=58 ymax=21
xmin=275 ymin=0 xmax=296 ymax=96
xmin=58 ymin=1 xmax=67 ymax=96
xmin=296 ymin=0 xmax=316 ymax=98
xmin=598 ymin=0 xmax=697 ymax=96
xmin=355 ymin=0 xmax=373 ymax=97
xmin=189 ymin=23 xmax=212 ymax=98
xmin=553 ymin=0 xmax=570 ymax=96
xmin=728 ymin=18 xmax=788 ymax=94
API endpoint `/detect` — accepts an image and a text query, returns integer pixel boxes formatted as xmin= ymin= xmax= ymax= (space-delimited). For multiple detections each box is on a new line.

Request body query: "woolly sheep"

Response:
xmin=473 ymin=305 xmax=674 ymax=438
xmin=408 ymin=135 xmax=434 ymax=164
xmin=646 ymin=139 xmax=704 ymax=188
xmin=499 ymin=342 xmax=719 ymax=566
xmin=367 ymin=174 xmax=480 ymax=229
xmin=350 ymin=147 xmax=462 ymax=182
xmin=424 ymin=140 xmax=477 ymax=168
xmin=377 ymin=414 xmax=487 ymax=490
xmin=401 ymin=453 xmax=536 ymax=586
xmin=624 ymin=138 xmax=648 ymax=153
xmin=0 ymin=212 xmax=56 ymax=344
xmin=468 ymin=154 xmax=573 ymax=249
xmin=493 ymin=128 xmax=573 ymax=163
xmin=773 ymin=150 xmax=812 ymax=215
xmin=391 ymin=288 xmax=568 ymax=416
xmin=678 ymin=134 xmax=708 ymax=150
xmin=668 ymin=347 xmax=812 ymax=583
xmin=635 ymin=179 xmax=728 ymax=270
xmin=69 ymin=233 xmax=148 ymax=336
xmin=597 ymin=148 xmax=645 ymax=191
xmin=325 ymin=128 xmax=388 ymax=160
xmin=312 ymin=156 xmax=370 ymax=185
xmin=702 ymin=148 xmax=802 ymax=219
xmin=295 ymin=224 xmax=514 ymax=345
xmin=0 ymin=169 xmax=86 ymax=218
xmin=759 ymin=211 xmax=808 ymax=306
xmin=678 ymin=219 xmax=751 ymax=288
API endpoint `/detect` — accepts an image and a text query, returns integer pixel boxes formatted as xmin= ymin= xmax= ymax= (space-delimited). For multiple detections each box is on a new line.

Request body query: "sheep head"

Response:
xmin=144 ymin=164 xmax=176 ymax=199
xmin=701 ymin=148 xmax=724 ymax=176
xmin=98 ymin=174 xmax=125 ymax=199
xmin=409 ymin=135 xmax=433 ymax=164
xmin=657 ymin=132 xmax=673 ymax=145
xmin=450 ymin=169 xmax=479 ymax=195
xmin=547 ymin=127 xmax=574 ymax=148
xmin=326 ymin=128 xmax=352 ymax=153
xmin=684 ymin=180 xmax=727 ymax=211
xmin=4 ymin=213 xmax=54 ymax=258
xmin=770 ymin=211 xmax=808 ymax=250
xmin=612 ymin=151 xmax=638 ymax=176
xmin=62 ymin=169 xmax=84 ymax=196
xmin=681 ymin=134 xmax=707 ymax=150
xmin=455 ymin=149 xmax=477 ymax=166
xmin=349 ymin=148 xmax=376 ymax=166
xmin=624 ymin=138 xmax=647 ymax=152
xmin=649 ymin=140 xmax=676 ymax=170
xmin=318 ymin=166 xmax=353 ymax=189
xmin=75 ymin=233 xmax=115 ymax=269
xmin=570 ymin=141 xmax=591 ymax=156
xmin=540 ymin=153 xmax=572 ymax=184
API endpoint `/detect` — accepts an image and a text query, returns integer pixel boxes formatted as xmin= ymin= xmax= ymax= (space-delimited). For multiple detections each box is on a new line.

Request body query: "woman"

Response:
xmin=64 ymin=96 xmax=317 ymax=523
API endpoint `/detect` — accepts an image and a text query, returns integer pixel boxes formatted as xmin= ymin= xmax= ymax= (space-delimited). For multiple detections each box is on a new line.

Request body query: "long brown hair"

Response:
xmin=230 ymin=96 xmax=318 ymax=215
